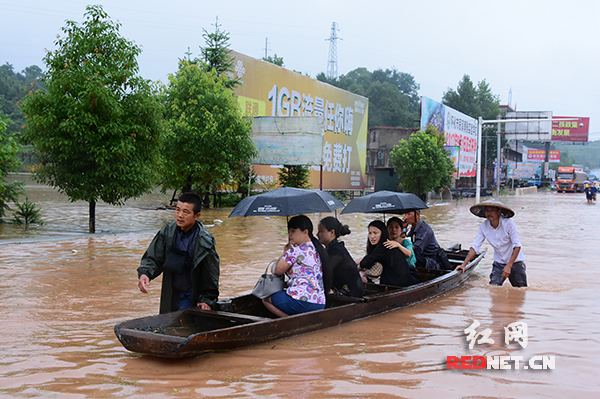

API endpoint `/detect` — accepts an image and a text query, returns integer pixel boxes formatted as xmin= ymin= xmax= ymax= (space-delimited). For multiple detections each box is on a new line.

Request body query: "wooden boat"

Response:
xmin=115 ymin=246 xmax=485 ymax=358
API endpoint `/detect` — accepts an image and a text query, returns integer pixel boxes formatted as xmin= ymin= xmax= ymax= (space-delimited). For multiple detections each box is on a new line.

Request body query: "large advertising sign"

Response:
xmin=230 ymin=50 xmax=369 ymax=190
xmin=507 ymin=162 xmax=541 ymax=180
xmin=551 ymin=116 xmax=589 ymax=142
xmin=505 ymin=111 xmax=552 ymax=141
xmin=421 ymin=97 xmax=478 ymax=177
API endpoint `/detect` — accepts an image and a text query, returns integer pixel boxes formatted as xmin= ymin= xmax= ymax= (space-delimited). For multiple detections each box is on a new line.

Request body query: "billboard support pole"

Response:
xmin=497 ymin=116 xmax=502 ymax=196
xmin=456 ymin=139 xmax=461 ymax=202
xmin=544 ymin=141 xmax=551 ymax=186
xmin=476 ymin=117 xmax=483 ymax=204
xmin=320 ymin=165 xmax=323 ymax=191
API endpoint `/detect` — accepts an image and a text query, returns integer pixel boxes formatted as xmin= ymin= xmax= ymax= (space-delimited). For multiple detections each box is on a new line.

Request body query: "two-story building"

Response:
xmin=365 ymin=126 xmax=418 ymax=189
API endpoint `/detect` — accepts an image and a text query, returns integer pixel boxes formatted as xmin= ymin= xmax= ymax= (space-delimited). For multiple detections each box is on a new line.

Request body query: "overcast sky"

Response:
xmin=2 ymin=0 xmax=600 ymax=141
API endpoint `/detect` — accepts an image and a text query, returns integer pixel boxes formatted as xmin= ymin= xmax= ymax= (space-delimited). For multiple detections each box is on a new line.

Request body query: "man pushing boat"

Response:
xmin=456 ymin=198 xmax=527 ymax=287
xmin=137 ymin=192 xmax=220 ymax=313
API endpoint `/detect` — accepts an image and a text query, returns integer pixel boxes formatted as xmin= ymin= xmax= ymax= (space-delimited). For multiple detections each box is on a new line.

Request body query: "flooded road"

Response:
xmin=1 ymin=178 xmax=599 ymax=398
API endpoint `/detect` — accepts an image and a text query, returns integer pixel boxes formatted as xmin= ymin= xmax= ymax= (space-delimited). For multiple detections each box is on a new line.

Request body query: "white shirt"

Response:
xmin=471 ymin=216 xmax=525 ymax=264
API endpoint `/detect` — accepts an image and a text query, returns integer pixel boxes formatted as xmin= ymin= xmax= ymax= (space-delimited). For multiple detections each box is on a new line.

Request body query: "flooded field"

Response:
xmin=1 ymin=176 xmax=599 ymax=398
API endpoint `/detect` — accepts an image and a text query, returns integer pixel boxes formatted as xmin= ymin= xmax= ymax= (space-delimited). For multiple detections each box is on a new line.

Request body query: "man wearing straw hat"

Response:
xmin=456 ymin=198 xmax=527 ymax=287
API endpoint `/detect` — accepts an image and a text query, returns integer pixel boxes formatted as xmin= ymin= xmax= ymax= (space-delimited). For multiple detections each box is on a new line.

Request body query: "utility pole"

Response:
xmin=264 ymin=38 xmax=269 ymax=58
xmin=497 ymin=115 xmax=502 ymax=196
xmin=325 ymin=22 xmax=341 ymax=80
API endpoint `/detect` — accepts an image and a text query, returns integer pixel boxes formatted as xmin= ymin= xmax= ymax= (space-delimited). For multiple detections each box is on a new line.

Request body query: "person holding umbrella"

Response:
xmin=263 ymin=215 xmax=332 ymax=317
xmin=456 ymin=199 xmax=527 ymax=287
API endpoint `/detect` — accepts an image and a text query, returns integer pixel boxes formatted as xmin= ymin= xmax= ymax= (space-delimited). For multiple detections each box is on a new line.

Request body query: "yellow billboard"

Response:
xmin=230 ymin=50 xmax=368 ymax=190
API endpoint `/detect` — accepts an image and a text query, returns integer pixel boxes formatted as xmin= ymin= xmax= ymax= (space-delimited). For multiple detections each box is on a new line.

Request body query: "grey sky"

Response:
xmin=2 ymin=0 xmax=599 ymax=141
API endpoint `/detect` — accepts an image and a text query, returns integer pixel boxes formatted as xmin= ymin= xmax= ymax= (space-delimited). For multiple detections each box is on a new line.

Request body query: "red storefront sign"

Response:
xmin=526 ymin=149 xmax=560 ymax=162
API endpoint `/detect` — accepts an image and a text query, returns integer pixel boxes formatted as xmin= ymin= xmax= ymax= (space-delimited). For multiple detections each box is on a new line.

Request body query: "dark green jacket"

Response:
xmin=138 ymin=221 xmax=220 ymax=313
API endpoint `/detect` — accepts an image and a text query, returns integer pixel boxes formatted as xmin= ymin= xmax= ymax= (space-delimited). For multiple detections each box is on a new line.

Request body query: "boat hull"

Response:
xmin=115 ymin=248 xmax=485 ymax=358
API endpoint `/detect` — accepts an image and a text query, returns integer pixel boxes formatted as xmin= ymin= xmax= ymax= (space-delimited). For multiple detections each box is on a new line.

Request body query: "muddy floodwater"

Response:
xmin=1 ymin=176 xmax=599 ymax=398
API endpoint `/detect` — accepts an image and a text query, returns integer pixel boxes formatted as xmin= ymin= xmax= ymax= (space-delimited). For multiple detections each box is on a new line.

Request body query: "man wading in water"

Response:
xmin=137 ymin=192 xmax=220 ymax=313
xmin=456 ymin=198 xmax=527 ymax=287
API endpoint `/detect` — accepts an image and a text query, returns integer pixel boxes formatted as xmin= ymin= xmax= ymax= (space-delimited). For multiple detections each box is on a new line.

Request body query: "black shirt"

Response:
xmin=327 ymin=239 xmax=364 ymax=297
xmin=170 ymin=223 xmax=199 ymax=292
xmin=360 ymin=244 xmax=420 ymax=287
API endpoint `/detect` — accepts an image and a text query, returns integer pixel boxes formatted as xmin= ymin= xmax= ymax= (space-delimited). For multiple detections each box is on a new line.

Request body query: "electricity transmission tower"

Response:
xmin=326 ymin=22 xmax=341 ymax=80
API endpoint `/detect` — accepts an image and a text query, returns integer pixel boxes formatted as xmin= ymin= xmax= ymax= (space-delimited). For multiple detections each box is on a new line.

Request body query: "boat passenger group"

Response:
xmin=137 ymin=192 xmax=528 ymax=318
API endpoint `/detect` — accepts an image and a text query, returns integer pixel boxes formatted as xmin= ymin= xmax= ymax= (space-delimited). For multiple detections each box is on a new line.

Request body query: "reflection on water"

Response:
xmin=1 ymin=182 xmax=600 ymax=398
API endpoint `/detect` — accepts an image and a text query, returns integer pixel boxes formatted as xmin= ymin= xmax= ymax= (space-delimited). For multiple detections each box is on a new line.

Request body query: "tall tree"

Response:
xmin=0 ymin=116 xmax=24 ymax=218
xmin=199 ymin=17 xmax=239 ymax=88
xmin=20 ymin=5 xmax=164 ymax=233
xmin=161 ymin=60 xmax=256 ymax=201
xmin=318 ymin=67 xmax=420 ymax=128
xmin=389 ymin=125 xmax=455 ymax=201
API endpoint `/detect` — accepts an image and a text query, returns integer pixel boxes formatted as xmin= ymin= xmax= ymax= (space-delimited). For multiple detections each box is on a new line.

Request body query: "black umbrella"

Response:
xmin=340 ymin=191 xmax=428 ymax=216
xmin=228 ymin=187 xmax=345 ymax=218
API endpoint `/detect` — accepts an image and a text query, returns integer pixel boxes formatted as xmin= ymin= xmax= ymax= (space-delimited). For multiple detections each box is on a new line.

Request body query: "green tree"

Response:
xmin=20 ymin=5 xmax=164 ymax=233
xmin=443 ymin=74 xmax=500 ymax=120
xmin=199 ymin=17 xmax=238 ymax=88
xmin=367 ymin=81 xmax=413 ymax=128
xmin=12 ymin=196 xmax=43 ymax=229
xmin=0 ymin=116 xmax=24 ymax=219
xmin=443 ymin=74 xmax=502 ymax=182
xmin=262 ymin=54 xmax=284 ymax=67
xmin=277 ymin=165 xmax=311 ymax=189
xmin=0 ymin=63 xmax=44 ymax=132
xmin=317 ymin=67 xmax=420 ymax=128
xmin=389 ymin=125 xmax=455 ymax=200
xmin=161 ymin=60 xmax=256 ymax=202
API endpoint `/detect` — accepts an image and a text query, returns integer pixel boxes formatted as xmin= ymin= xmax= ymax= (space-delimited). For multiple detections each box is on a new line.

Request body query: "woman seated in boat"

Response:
xmin=358 ymin=220 xmax=420 ymax=287
xmin=384 ymin=217 xmax=416 ymax=268
xmin=263 ymin=215 xmax=332 ymax=317
xmin=317 ymin=217 xmax=364 ymax=298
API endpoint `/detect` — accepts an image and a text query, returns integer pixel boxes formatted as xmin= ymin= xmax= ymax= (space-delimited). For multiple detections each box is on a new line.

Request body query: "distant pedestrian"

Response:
xmin=584 ymin=184 xmax=595 ymax=204
xmin=456 ymin=198 xmax=527 ymax=287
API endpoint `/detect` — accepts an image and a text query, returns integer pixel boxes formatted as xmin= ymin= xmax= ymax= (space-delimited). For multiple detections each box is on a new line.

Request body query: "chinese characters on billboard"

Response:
xmin=526 ymin=149 xmax=560 ymax=162
xmin=421 ymin=97 xmax=478 ymax=177
xmin=551 ymin=117 xmax=589 ymax=142
xmin=230 ymin=50 xmax=369 ymax=190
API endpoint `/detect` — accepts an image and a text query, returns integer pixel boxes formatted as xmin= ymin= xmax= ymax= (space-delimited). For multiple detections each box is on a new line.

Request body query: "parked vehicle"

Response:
xmin=557 ymin=166 xmax=587 ymax=193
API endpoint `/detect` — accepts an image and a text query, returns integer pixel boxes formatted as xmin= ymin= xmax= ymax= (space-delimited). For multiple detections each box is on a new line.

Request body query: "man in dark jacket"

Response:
xmin=403 ymin=210 xmax=444 ymax=270
xmin=138 ymin=192 xmax=220 ymax=314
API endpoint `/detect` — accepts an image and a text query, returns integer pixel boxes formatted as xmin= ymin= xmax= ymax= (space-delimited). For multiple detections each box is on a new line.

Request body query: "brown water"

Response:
xmin=1 ymin=178 xmax=599 ymax=398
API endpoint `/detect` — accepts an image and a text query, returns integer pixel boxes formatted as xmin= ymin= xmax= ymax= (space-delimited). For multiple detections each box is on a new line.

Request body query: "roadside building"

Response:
xmin=366 ymin=126 xmax=418 ymax=189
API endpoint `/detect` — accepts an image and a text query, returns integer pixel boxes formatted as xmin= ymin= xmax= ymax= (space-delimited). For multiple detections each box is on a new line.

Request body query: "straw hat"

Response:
xmin=469 ymin=198 xmax=515 ymax=219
